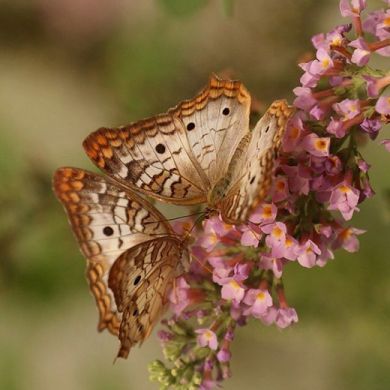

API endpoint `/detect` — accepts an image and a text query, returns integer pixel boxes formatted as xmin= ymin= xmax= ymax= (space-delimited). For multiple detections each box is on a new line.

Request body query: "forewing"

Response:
xmin=221 ymin=100 xmax=294 ymax=224
xmin=83 ymin=75 xmax=251 ymax=204
xmin=83 ymin=116 xmax=208 ymax=205
xmin=108 ymin=238 xmax=184 ymax=358
xmin=53 ymin=167 xmax=172 ymax=333
xmin=169 ymin=74 xmax=251 ymax=187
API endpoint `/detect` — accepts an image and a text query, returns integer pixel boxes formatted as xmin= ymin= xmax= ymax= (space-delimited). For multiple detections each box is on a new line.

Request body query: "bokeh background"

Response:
xmin=0 ymin=0 xmax=389 ymax=389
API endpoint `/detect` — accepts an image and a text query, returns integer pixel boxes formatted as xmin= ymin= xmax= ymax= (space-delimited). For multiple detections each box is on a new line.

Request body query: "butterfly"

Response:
xmin=53 ymin=167 xmax=189 ymax=358
xmin=83 ymin=75 xmax=294 ymax=225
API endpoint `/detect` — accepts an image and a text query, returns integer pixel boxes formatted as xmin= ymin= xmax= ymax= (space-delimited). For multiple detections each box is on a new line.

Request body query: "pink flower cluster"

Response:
xmin=187 ymin=214 xmax=300 ymax=326
xmin=150 ymin=2 xmax=389 ymax=389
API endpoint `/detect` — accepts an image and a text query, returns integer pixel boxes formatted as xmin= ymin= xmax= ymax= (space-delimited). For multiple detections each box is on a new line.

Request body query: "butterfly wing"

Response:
xmin=83 ymin=75 xmax=251 ymax=205
xmin=53 ymin=167 xmax=173 ymax=334
xmin=108 ymin=237 xmax=185 ymax=358
xmin=169 ymin=75 xmax=251 ymax=187
xmin=220 ymin=100 xmax=294 ymax=224
xmin=86 ymin=260 xmax=121 ymax=335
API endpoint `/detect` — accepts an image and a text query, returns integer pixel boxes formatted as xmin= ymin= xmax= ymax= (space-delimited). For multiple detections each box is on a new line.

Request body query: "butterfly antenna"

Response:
xmin=182 ymin=212 xmax=213 ymax=274
xmin=191 ymin=248 xmax=213 ymax=274
xmin=167 ymin=211 xmax=205 ymax=223
xmin=143 ymin=211 xmax=205 ymax=225
xmin=187 ymin=212 xmax=206 ymax=236
xmin=157 ymin=210 xmax=213 ymax=273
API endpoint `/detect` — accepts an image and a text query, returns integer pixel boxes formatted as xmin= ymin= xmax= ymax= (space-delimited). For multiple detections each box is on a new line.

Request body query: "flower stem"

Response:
xmin=352 ymin=16 xmax=363 ymax=37
xmin=368 ymin=38 xmax=390 ymax=52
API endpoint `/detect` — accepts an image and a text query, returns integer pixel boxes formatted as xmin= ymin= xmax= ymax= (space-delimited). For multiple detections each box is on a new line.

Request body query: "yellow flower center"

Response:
xmin=256 ymin=292 xmax=266 ymax=301
xmin=339 ymin=185 xmax=351 ymax=193
xmin=322 ymin=58 xmax=330 ymax=68
xmin=221 ymin=222 xmax=231 ymax=233
xmin=340 ymin=228 xmax=352 ymax=240
xmin=315 ymin=138 xmax=328 ymax=151
xmin=276 ymin=180 xmax=286 ymax=191
xmin=285 ymin=237 xmax=293 ymax=247
xmin=350 ymin=103 xmax=358 ymax=112
xmin=209 ymin=232 xmax=218 ymax=245
xmin=290 ymin=127 xmax=300 ymax=139
xmin=272 ymin=226 xmax=283 ymax=238
xmin=229 ymin=280 xmax=241 ymax=290
xmin=384 ymin=16 xmax=390 ymax=27
xmin=262 ymin=205 xmax=273 ymax=219
xmin=204 ymin=330 xmax=214 ymax=340
xmin=331 ymin=36 xmax=342 ymax=46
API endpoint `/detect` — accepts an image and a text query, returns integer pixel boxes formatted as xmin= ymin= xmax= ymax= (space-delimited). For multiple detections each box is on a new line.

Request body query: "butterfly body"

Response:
xmin=207 ymin=131 xmax=253 ymax=209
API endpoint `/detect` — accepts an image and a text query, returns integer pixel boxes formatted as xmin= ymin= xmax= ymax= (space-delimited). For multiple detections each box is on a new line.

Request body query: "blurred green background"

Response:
xmin=0 ymin=0 xmax=389 ymax=389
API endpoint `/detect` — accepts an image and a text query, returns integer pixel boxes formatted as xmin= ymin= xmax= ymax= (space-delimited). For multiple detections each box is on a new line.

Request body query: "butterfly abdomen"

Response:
xmin=208 ymin=177 xmax=230 ymax=208
xmin=208 ymin=133 xmax=252 ymax=208
xmin=226 ymin=133 xmax=252 ymax=174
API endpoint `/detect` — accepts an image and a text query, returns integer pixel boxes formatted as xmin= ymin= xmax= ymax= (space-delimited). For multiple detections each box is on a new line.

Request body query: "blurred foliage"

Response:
xmin=0 ymin=129 xmax=84 ymax=302
xmin=222 ymin=0 xmax=235 ymax=17
xmin=105 ymin=31 xmax=182 ymax=116
xmin=0 ymin=0 xmax=389 ymax=389
xmin=158 ymin=0 xmax=210 ymax=17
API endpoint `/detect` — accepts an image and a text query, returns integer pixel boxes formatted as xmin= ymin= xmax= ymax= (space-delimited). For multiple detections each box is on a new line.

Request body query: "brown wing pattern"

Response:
xmin=108 ymin=237 xmax=184 ymax=358
xmin=169 ymin=74 xmax=251 ymax=186
xmin=53 ymin=167 xmax=173 ymax=334
xmin=221 ymin=100 xmax=294 ymax=224
xmin=83 ymin=75 xmax=251 ymax=204
xmin=86 ymin=261 xmax=121 ymax=335
xmin=83 ymin=116 xmax=207 ymax=205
